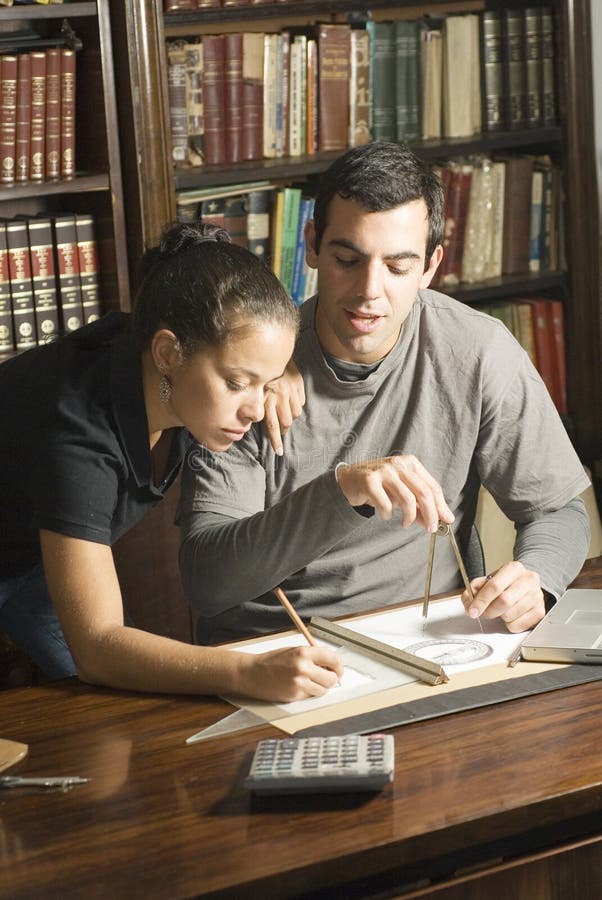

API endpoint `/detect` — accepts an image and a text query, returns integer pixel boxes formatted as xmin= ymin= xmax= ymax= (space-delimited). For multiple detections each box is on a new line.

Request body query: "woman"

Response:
xmin=0 ymin=222 xmax=342 ymax=701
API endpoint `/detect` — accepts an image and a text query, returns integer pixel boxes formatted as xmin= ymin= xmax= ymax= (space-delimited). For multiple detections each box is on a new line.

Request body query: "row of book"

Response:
xmin=165 ymin=0 xmax=330 ymax=9
xmin=433 ymin=153 xmax=562 ymax=288
xmin=165 ymin=7 xmax=557 ymax=167
xmin=0 ymin=47 xmax=76 ymax=185
xmin=177 ymin=183 xmax=317 ymax=305
xmin=476 ymin=298 xmax=567 ymax=416
xmin=0 ymin=213 xmax=100 ymax=356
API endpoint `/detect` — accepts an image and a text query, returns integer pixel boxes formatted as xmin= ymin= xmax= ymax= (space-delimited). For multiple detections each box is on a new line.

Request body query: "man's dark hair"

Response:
xmin=313 ymin=141 xmax=445 ymax=267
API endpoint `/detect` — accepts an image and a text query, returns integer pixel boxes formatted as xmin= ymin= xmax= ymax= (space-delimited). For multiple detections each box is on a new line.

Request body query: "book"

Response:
xmin=27 ymin=217 xmax=60 ymax=343
xmin=318 ymin=24 xmax=350 ymax=151
xmin=224 ymin=32 xmax=243 ymax=164
xmin=443 ymin=15 xmax=481 ymax=138
xmin=269 ymin=189 xmax=285 ymax=278
xmin=279 ymin=187 xmax=302 ymax=295
xmin=6 ymin=219 xmax=36 ymax=351
xmin=489 ymin=159 xmax=506 ymax=278
xmin=202 ymin=34 xmax=226 ymax=165
xmin=241 ymin=32 xmax=264 ymax=162
xmin=438 ymin=161 xmax=473 ymax=286
xmin=349 ymin=29 xmax=371 ymax=147
xmin=306 ymin=37 xmax=318 ymax=154
xmin=262 ymin=33 xmax=278 ymax=159
xmin=224 ymin=195 xmax=248 ymax=248
xmin=290 ymin=195 xmax=313 ymax=306
xmin=523 ymin=6 xmax=542 ymax=128
xmin=528 ymin=166 xmax=544 ymax=272
xmin=29 ymin=51 xmax=46 ymax=181
xmin=52 ymin=214 xmax=83 ymax=332
xmin=503 ymin=9 xmax=526 ymax=130
xmin=183 ymin=39 xmax=204 ymax=166
xmin=514 ymin=302 xmax=537 ymax=366
xmin=461 ymin=156 xmax=497 ymax=284
xmin=15 ymin=53 xmax=31 ymax=183
xmin=44 ymin=47 xmax=61 ymax=179
xmin=0 ymin=55 xmax=18 ymax=184
xmin=480 ymin=11 xmax=504 ymax=132
xmin=288 ymin=35 xmax=307 ymax=158
xmin=541 ymin=7 xmax=557 ymax=126
xmin=74 ymin=213 xmax=101 ymax=323
xmin=166 ymin=41 xmax=188 ymax=165
xmin=536 ymin=155 xmax=555 ymax=271
xmin=524 ymin=298 xmax=556 ymax=404
xmin=60 ymin=48 xmax=76 ymax=177
xmin=395 ymin=19 xmax=420 ymax=142
xmin=246 ymin=188 xmax=272 ymax=262
xmin=420 ymin=21 xmax=443 ymax=140
xmin=549 ymin=299 xmax=567 ymax=415
xmin=199 ymin=197 xmax=226 ymax=232
xmin=366 ymin=21 xmax=395 ymax=142
xmin=0 ymin=224 xmax=14 ymax=355
xmin=276 ymin=31 xmax=290 ymax=157
xmin=501 ymin=155 xmax=534 ymax=275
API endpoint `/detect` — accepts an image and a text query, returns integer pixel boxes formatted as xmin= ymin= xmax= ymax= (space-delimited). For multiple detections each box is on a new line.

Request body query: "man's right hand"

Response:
xmin=336 ymin=454 xmax=454 ymax=533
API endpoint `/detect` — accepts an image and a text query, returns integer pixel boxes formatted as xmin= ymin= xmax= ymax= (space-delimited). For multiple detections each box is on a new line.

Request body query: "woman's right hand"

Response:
xmin=237 ymin=645 xmax=343 ymax=702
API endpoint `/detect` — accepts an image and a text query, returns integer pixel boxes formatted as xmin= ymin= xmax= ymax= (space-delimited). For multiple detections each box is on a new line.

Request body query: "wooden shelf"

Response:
xmin=0 ymin=174 xmax=110 ymax=202
xmin=0 ymin=3 xmax=97 ymax=20
xmin=443 ymin=271 xmax=567 ymax=304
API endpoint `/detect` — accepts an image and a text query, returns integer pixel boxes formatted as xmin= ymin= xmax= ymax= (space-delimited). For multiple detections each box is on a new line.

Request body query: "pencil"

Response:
xmin=508 ymin=643 xmax=522 ymax=668
xmin=273 ymin=586 xmax=317 ymax=647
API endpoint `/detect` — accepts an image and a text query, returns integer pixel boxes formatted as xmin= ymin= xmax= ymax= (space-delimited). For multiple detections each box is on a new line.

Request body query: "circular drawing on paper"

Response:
xmin=404 ymin=638 xmax=493 ymax=666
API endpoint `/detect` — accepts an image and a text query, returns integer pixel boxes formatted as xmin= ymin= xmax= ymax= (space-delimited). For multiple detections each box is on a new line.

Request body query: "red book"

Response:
xmin=6 ymin=219 xmax=37 ymax=351
xmin=224 ymin=33 xmax=243 ymax=164
xmin=29 ymin=52 xmax=46 ymax=182
xmin=60 ymin=49 xmax=76 ymax=178
xmin=27 ymin=217 xmax=60 ymax=344
xmin=524 ymin=299 xmax=556 ymax=406
xmin=15 ymin=53 xmax=31 ymax=184
xmin=74 ymin=213 xmax=101 ymax=324
xmin=502 ymin=155 xmax=534 ymax=275
xmin=241 ymin=32 xmax=264 ymax=162
xmin=0 ymin=55 xmax=18 ymax=185
xmin=549 ymin=299 xmax=568 ymax=416
xmin=0 ymin=224 xmax=15 ymax=355
xmin=318 ymin=25 xmax=351 ymax=151
xmin=52 ymin=214 xmax=83 ymax=332
xmin=438 ymin=162 xmax=472 ymax=286
xmin=201 ymin=35 xmax=226 ymax=165
xmin=45 ymin=48 xmax=61 ymax=180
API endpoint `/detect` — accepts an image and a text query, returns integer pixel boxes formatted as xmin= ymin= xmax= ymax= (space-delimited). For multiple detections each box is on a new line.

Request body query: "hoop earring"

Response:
xmin=158 ymin=373 xmax=172 ymax=404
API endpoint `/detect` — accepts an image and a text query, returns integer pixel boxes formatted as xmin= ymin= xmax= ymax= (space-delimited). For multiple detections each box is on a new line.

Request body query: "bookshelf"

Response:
xmin=0 ymin=0 xmax=131 ymax=345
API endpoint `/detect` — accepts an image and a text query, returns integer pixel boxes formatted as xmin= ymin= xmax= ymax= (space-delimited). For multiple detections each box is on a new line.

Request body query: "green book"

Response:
xmin=366 ymin=21 xmax=396 ymax=141
xmin=395 ymin=19 xmax=421 ymax=142
xmin=279 ymin=187 xmax=302 ymax=295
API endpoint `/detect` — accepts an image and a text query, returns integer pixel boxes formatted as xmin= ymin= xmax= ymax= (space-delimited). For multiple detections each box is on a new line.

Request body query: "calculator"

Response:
xmin=244 ymin=734 xmax=394 ymax=794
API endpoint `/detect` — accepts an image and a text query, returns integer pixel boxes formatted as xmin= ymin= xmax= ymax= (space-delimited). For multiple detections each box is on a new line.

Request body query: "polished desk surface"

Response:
xmin=2 ymin=559 xmax=602 ymax=899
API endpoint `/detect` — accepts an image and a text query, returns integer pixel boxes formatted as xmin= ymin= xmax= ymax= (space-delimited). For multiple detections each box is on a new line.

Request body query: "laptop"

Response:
xmin=521 ymin=589 xmax=602 ymax=663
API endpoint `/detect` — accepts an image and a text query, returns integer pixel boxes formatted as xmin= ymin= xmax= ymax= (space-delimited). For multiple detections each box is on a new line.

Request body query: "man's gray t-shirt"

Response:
xmin=178 ymin=290 xmax=590 ymax=643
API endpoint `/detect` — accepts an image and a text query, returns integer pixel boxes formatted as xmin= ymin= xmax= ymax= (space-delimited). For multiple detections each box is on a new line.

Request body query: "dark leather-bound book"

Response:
xmin=0 ymin=55 xmax=18 ymax=185
xmin=29 ymin=52 xmax=46 ymax=182
xmin=27 ymin=217 xmax=60 ymax=344
xmin=15 ymin=53 xmax=31 ymax=184
xmin=366 ymin=21 xmax=395 ymax=142
xmin=0 ymin=224 xmax=14 ymax=355
xmin=45 ymin=48 xmax=61 ymax=179
xmin=318 ymin=24 xmax=351 ymax=151
xmin=501 ymin=155 xmax=534 ymax=275
xmin=52 ymin=214 xmax=83 ymax=332
xmin=202 ymin=35 xmax=226 ymax=165
xmin=549 ymin=299 xmax=567 ymax=416
xmin=523 ymin=7 xmax=542 ymax=128
xmin=6 ymin=219 xmax=36 ymax=351
xmin=242 ymin=32 xmax=264 ymax=161
xmin=74 ymin=213 xmax=101 ymax=324
xmin=438 ymin=161 xmax=473 ymax=286
xmin=395 ymin=19 xmax=420 ymax=142
xmin=60 ymin=49 xmax=76 ymax=178
xmin=480 ymin=10 xmax=504 ymax=132
xmin=166 ymin=41 xmax=188 ymax=165
xmin=224 ymin=32 xmax=243 ymax=164
xmin=503 ymin=9 xmax=526 ymax=130
xmin=246 ymin=188 xmax=272 ymax=262
xmin=541 ymin=7 xmax=557 ymax=126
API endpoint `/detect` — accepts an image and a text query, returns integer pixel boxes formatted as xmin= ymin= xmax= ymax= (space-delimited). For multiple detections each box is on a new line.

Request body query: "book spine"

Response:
xmin=45 ymin=48 xmax=61 ymax=179
xmin=6 ymin=219 xmax=36 ymax=350
xmin=279 ymin=187 xmax=302 ymax=294
xmin=0 ymin=224 xmax=15 ymax=355
xmin=349 ymin=29 xmax=371 ymax=147
xmin=241 ymin=32 xmax=263 ymax=162
xmin=199 ymin=197 xmax=226 ymax=232
xmin=288 ymin=37 xmax=304 ymax=158
xmin=184 ymin=40 xmax=204 ymax=166
xmin=0 ymin=55 xmax=18 ymax=184
xmin=60 ymin=49 xmax=76 ymax=178
xmin=202 ymin=35 xmax=226 ymax=165
xmin=277 ymin=31 xmax=290 ymax=158
xmin=29 ymin=51 xmax=46 ymax=182
xmin=290 ymin=196 xmax=313 ymax=305
xmin=15 ymin=53 xmax=31 ymax=183
xmin=395 ymin=20 xmax=420 ymax=143
xmin=318 ymin=24 xmax=351 ymax=151
xmin=540 ymin=7 xmax=557 ymax=126
xmin=439 ymin=163 xmax=473 ymax=285
xmin=164 ymin=0 xmax=196 ymax=9
xmin=305 ymin=37 xmax=317 ymax=155
xmin=166 ymin=41 xmax=189 ymax=165
xmin=503 ymin=10 xmax=526 ymax=130
xmin=549 ymin=299 xmax=567 ymax=416
xmin=246 ymin=188 xmax=272 ymax=261
xmin=224 ymin=33 xmax=243 ymax=164
xmin=523 ymin=7 xmax=542 ymax=128
xmin=515 ymin=302 xmax=537 ymax=367
xmin=262 ymin=34 xmax=278 ymax=159
xmin=528 ymin=168 xmax=543 ymax=272
xmin=525 ymin=299 xmax=556 ymax=405
xmin=52 ymin=215 xmax=83 ymax=332
xmin=366 ymin=22 xmax=395 ymax=142
xmin=224 ymin=195 xmax=248 ymax=248
xmin=480 ymin=11 xmax=504 ymax=132
xmin=74 ymin=213 xmax=101 ymax=323
xmin=27 ymin=217 xmax=60 ymax=343
xmin=502 ymin=156 xmax=535 ymax=275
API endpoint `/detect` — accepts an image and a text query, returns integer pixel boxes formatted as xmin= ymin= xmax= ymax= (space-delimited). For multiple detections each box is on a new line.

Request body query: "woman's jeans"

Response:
xmin=0 ymin=562 xmax=76 ymax=680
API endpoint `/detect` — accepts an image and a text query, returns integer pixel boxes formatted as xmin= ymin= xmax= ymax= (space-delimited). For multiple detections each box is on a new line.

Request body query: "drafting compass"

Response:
xmin=422 ymin=522 xmax=482 ymax=630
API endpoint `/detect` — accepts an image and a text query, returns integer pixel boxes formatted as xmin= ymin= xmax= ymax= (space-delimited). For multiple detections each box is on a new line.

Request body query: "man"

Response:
xmin=178 ymin=142 xmax=590 ymax=646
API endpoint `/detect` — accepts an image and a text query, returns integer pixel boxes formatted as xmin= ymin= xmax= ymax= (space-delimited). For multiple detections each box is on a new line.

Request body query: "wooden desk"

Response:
xmin=2 ymin=559 xmax=602 ymax=899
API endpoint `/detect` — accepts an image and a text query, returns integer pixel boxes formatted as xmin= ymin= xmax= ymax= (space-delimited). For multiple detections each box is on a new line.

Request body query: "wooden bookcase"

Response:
xmin=0 ymin=0 xmax=131 ymax=324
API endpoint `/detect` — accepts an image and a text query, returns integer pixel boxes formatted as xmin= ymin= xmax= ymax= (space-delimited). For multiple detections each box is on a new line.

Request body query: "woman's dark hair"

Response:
xmin=132 ymin=221 xmax=299 ymax=355
xmin=312 ymin=141 xmax=445 ymax=268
